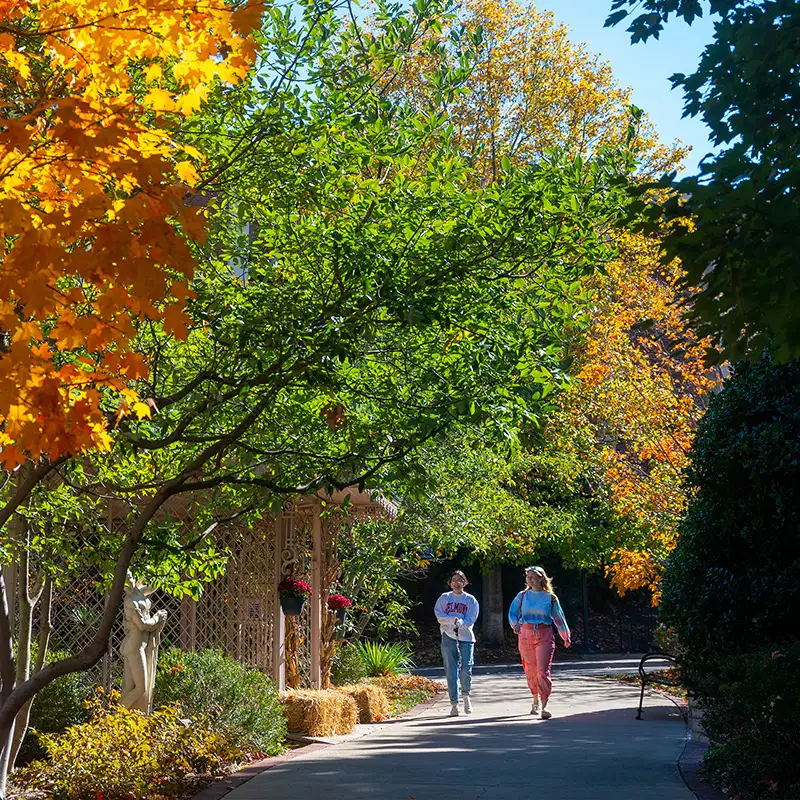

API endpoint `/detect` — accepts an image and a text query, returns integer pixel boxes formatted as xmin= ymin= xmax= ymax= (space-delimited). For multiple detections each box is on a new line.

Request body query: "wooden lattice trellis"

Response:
xmin=28 ymin=491 xmax=395 ymax=692
xmin=184 ymin=517 xmax=279 ymax=674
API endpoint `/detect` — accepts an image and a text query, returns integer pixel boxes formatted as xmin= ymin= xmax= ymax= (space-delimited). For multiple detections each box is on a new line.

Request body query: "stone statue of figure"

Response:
xmin=120 ymin=571 xmax=167 ymax=713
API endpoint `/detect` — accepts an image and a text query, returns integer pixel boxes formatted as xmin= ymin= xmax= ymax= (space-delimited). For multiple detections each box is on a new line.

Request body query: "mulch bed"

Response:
xmin=607 ymin=668 xmax=686 ymax=700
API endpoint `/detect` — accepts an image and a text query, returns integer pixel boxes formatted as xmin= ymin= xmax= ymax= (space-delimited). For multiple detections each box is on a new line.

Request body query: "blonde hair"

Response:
xmin=525 ymin=566 xmax=553 ymax=594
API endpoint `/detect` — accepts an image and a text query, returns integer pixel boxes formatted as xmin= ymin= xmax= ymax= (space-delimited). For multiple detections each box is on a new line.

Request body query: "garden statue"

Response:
xmin=120 ymin=571 xmax=167 ymax=713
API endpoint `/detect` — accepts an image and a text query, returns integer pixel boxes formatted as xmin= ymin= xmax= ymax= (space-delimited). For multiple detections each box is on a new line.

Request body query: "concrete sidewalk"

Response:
xmin=224 ymin=672 xmax=691 ymax=800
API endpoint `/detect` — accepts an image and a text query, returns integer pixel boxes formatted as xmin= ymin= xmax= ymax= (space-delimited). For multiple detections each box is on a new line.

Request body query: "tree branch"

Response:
xmin=0 ymin=457 xmax=68 ymax=533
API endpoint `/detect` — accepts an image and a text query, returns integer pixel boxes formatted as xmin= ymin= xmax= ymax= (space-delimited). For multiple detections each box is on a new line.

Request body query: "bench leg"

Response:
xmin=637 ymin=680 xmax=646 ymax=720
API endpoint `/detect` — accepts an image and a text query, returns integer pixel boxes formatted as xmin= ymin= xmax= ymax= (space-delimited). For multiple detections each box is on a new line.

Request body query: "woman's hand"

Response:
xmin=511 ymin=623 xmax=521 ymax=634
xmin=562 ymin=635 xmax=571 ymax=648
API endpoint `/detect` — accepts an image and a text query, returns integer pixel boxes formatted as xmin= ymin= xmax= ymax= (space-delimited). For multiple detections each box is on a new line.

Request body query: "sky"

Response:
xmin=532 ymin=0 xmax=717 ymax=175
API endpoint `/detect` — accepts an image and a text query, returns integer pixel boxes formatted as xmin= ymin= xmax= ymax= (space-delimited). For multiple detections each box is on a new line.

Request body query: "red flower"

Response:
xmin=327 ymin=593 xmax=352 ymax=610
xmin=278 ymin=577 xmax=312 ymax=598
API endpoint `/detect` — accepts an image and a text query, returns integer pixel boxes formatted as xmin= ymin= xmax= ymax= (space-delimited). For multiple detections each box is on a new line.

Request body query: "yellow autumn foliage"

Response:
xmin=392 ymin=0 xmax=686 ymax=176
xmin=0 ymin=0 xmax=261 ymax=465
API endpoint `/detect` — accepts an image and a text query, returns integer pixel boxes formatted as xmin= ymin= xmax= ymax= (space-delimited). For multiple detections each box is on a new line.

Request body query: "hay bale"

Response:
xmin=338 ymin=683 xmax=390 ymax=723
xmin=279 ymin=689 xmax=358 ymax=736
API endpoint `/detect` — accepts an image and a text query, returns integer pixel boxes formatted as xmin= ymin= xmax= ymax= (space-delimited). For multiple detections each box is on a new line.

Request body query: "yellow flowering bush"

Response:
xmin=17 ymin=689 xmax=241 ymax=799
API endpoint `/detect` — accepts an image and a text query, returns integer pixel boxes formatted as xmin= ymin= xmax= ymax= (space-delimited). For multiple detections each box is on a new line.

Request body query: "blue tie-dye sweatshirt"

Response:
xmin=508 ymin=590 xmax=570 ymax=639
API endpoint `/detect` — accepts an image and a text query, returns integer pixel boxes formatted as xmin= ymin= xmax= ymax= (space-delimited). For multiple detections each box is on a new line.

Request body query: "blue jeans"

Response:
xmin=440 ymin=634 xmax=474 ymax=703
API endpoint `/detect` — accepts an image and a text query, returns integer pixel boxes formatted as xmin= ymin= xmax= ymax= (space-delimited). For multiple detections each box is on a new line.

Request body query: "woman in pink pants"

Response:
xmin=508 ymin=566 xmax=571 ymax=718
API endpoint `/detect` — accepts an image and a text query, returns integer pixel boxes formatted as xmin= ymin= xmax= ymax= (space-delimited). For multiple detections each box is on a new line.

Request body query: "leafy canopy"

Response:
xmin=386 ymin=0 xmax=713 ymax=594
xmin=607 ymin=0 xmax=800 ymax=363
xmin=4 ymin=0 xmax=637 ymax=598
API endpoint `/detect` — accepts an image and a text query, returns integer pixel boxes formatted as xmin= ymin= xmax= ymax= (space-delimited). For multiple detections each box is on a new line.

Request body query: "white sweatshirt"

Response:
xmin=434 ymin=590 xmax=480 ymax=642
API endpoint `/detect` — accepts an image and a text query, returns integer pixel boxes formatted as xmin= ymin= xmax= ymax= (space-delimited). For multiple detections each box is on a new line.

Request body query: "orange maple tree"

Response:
xmin=566 ymin=229 xmax=719 ymax=597
xmin=0 ymin=0 xmax=261 ymax=467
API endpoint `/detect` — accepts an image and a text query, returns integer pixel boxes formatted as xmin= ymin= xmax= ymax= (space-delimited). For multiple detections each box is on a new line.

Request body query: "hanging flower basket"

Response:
xmin=327 ymin=593 xmax=352 ymax=623
xmin=279 ymin=578 xmax=312 ymax=617
xmin=280 ymin=596 xmax=306 ymax=616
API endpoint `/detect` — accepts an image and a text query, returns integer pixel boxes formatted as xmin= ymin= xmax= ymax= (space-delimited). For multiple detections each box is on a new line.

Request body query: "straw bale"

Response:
xmin=337 ymin=683 xmax=390 ymax=723
xmin=279 ymin=689 xmax=358 ymax=736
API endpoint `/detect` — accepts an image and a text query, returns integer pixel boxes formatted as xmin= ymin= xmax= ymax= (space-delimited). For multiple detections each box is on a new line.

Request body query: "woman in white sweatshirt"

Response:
xmin=434 ymin=570 xmax=480 ymax=716
xmin=508 ymin=566 xmax=571 ymax=718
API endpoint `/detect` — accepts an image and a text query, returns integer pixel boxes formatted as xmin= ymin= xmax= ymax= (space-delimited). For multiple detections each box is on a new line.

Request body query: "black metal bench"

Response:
xmin=637 ymin=651 xmax=680 ymax=719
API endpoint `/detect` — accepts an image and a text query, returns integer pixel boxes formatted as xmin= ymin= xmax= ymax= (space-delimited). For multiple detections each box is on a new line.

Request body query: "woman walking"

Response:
xmin=508 ymin=566 xmax=571 ymax=719
xmin=434 ymin=570 xmax=480 ymax=716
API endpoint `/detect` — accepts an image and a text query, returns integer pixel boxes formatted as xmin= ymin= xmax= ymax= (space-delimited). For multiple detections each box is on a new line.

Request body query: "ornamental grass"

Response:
xmin=279 ymin=689 xmax=358 ymax=736
xmin=337 ymin=683 xmax=390 ymax=723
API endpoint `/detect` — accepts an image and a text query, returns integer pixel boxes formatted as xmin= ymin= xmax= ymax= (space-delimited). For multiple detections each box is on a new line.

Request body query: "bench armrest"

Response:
xmin=638 ymin=651 xmax=679 ymax=681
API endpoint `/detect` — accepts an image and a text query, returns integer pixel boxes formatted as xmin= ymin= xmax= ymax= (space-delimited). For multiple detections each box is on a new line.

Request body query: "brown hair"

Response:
xmin=449 ymin=570 xmax=469 ymax=586
xmin=525 ymin=566 xmax=553 ymax=594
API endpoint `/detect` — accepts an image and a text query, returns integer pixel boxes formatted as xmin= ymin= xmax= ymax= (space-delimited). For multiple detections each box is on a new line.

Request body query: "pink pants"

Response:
xmin=518 ymin=624 xmax=555 ymax=704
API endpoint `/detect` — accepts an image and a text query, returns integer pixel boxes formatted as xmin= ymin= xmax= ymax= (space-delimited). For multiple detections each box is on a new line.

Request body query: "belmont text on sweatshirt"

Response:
xmin=434 ymin=591 xmax=480 ymax=642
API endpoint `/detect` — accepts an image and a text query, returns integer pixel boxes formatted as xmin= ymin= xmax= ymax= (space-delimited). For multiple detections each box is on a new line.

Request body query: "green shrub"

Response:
xmin=331 ymin=642 xmax=368 ymax=685
xmin=700 ymin=645 xmax=800 ymax=799
xmin=154 ymin=648 xmax=286 ymax=756
xmin=355 ymin=641 xmax=414 ymax=677
xmin=661 ymin=358 xmax=800 ymax=799
xmin=18 ymin=649 xmax=95 ymax=764
xmin=652 ymin=624 xmax=683 ymax=658
xmin=17 ymin=690 xmax=238 ymax=800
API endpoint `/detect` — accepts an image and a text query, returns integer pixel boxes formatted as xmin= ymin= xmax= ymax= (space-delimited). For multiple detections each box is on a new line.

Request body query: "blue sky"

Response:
xmin=533 ymin=0 xmax=717 ymax=174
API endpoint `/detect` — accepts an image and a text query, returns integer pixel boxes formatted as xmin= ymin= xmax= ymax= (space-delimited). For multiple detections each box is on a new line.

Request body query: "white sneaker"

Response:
xmin=464 ymin=695 xmax=472 ymax=714
xmin=530 ymin=700 xmax=540 ymax=715
xmin=540 ymin=707 xmax=552 ymax=720
xmin=449 ymin=703 xmax=460 ymax=717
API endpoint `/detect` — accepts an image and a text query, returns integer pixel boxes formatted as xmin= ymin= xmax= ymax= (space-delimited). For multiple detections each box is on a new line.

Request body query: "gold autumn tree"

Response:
xmin=396 ymin=0 xmax=717 ymax=595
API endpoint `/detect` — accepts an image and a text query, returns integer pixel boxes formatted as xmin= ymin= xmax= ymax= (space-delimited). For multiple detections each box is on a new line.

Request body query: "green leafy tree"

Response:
xmin=607 ymin=0 xmax=800 ymax=362
xmin=384 ymin=0 xmax=711 ymax=601
xmin=396 ymin=420 xmax=653 ymax=570
xmin=0 ymin=0 xmax=635 ymax=785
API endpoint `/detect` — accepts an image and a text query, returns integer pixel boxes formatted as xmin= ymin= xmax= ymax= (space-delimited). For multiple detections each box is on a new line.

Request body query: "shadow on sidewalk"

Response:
xmin=225 ymin=677 xmax=690 ymax=800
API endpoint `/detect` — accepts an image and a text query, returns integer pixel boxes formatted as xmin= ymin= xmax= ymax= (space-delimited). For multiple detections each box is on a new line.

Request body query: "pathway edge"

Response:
xmin=678 ymin=738 xmax=727 ymax=800
xmin=187 ymin=690 xmax=444 ymax=800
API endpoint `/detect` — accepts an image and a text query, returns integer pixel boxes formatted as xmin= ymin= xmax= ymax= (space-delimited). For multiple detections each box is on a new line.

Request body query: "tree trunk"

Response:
xmin=9 ymin=559 xmax=32 ymax=772
xmin=8 ymin=577 xmax=51 ymax=770
xmin=482 ymin=564 xmax=505 ymax=647
xmin=0 ymin=569 xmax=17 ymax=800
